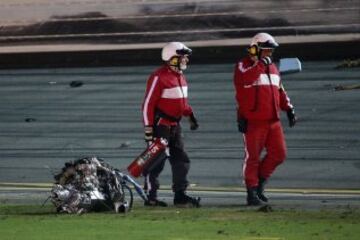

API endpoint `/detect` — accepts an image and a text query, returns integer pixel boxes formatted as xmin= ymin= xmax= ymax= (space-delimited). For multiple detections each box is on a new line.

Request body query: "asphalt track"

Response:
xmin=0 ymin=61 xmax=359 ymax=207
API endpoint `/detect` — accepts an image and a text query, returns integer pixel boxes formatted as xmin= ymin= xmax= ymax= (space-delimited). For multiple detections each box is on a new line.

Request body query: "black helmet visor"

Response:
xmin=176 ymin=48 xmax=192 ymax=56
xmin=258 ymin=40 xmax=279 ymax=49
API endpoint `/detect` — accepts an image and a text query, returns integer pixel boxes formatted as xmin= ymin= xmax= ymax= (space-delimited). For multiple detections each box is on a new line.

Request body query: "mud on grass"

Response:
xmin=0 ymin=204 xmax=359 ymax=240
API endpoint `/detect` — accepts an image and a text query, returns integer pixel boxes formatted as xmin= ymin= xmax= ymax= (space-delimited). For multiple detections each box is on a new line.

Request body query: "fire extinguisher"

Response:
xmin=127 ymin=138 xmax=168 ymax=178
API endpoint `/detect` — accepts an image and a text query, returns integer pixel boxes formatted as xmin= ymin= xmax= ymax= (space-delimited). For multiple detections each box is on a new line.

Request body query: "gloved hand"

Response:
xmin=260 ymin=56 xmax=272 ymax=66
xmin=287 ymin=108 xmax=297 ymax=127
xmin=144 ymin=126 xmax=154 ymax=142
xmin=237 ymin=118 xmax=248 ymax=133
xmin=189 ymin=113 xmax=199 ymax=131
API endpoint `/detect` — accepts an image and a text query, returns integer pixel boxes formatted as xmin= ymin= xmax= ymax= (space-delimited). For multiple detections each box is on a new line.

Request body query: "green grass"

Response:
xmin=0 ymin=204 xmax=359 ymax=240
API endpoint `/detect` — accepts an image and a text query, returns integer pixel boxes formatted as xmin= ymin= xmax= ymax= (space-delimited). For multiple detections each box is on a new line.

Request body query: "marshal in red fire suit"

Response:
xmin=142 ymin=64 xmax=194 ymax=200
xmin=233 ymin=56 xmax=294 ymax=188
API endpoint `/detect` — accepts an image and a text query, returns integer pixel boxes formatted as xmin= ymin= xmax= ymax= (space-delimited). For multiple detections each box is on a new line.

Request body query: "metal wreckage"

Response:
xmin=50 ymin=137 xmax=167 ymax=214
xmin=50 ymin=156 xmax=148 ymax=214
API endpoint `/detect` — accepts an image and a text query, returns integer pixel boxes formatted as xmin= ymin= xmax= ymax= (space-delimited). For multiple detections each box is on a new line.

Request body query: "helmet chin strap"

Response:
xmin=257 ymin=48 xmax=263 ymax=59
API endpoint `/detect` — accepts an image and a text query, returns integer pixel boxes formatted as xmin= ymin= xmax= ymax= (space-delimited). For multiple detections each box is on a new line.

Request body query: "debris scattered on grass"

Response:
xmin=217 ymin=230 xmax=228 ymax=235
xmin=258 ymin=205 xmax=273 ymax=212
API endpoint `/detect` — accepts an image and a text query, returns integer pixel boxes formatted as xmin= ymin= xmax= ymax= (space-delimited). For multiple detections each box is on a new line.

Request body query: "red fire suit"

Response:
xmin=142 ymin=64 xmax=193 ymax=199
xmin=143 ymin=65 xmax=193 ymax=126
xmin=233 ymin=56 xmax=293 ymax=188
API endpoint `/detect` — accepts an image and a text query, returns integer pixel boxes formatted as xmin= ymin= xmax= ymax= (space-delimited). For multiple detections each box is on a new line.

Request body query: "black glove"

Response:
xmin=144 ymin=126 xmax=153 ymax=142
xmin=189 ymin=113 xmax=199 ymax=131
xmin=260 ymin=56 xmax=272 ymax=66
xmin=237 ymin=118 xmax=248 ymax=133
xmin=287 ymin=108 xmax=297 ymax=127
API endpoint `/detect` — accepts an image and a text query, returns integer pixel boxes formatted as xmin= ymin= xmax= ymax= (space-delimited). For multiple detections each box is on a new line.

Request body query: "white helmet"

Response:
xmin=250 ymin=32 xmax=279 ymax=49
xmin=161 ymin=42 xmax=192 ymax=61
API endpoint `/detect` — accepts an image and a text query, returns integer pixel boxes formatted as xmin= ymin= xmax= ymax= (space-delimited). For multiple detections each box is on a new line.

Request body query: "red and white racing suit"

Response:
xmin=143 ymin=65 xmax=193 ymax=126
xmin=142 ymin=64 xmax=193 ymax=199
xmin=233 ymin=56 xmax=293 ymax=188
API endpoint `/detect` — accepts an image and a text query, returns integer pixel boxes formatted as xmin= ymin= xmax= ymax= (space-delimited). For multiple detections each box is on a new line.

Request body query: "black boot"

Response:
xmin=174 ymin=191 xmax=201 ymax=208
xmin=144 ymin=194 xmax=168 ymax=207
xmin=247 ymin=187 xmax=262 ymax=206
xmin=257 ymin=178 xmax=268 ymax=202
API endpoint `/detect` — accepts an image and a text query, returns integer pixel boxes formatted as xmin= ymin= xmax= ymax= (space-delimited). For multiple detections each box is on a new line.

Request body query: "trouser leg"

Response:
xmin=144 ymin=157 xmax=166 ymax=200
xmin=143 ymin=124 xmax=170 ymax=200
xmin=259 ymin=121 xmax=287 ymax=180
xmin=242 ymin=121 xmax=268 ymax=188
xmin=168 ymin=124 xmax=190 ymax=193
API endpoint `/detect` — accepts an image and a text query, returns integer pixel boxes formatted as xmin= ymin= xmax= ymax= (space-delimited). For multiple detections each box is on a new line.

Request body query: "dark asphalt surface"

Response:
xmin=0 ymin=61 xmax=359 ymax=191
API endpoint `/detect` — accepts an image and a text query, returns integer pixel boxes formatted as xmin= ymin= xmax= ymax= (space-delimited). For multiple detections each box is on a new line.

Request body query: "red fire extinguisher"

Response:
xmin=127 ymin=138 xmax=168 ymax=178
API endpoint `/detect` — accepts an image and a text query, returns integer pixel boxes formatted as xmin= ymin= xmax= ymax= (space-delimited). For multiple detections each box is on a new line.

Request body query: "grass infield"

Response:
xmin=0 ymin=204 xmax=359 ymax=240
